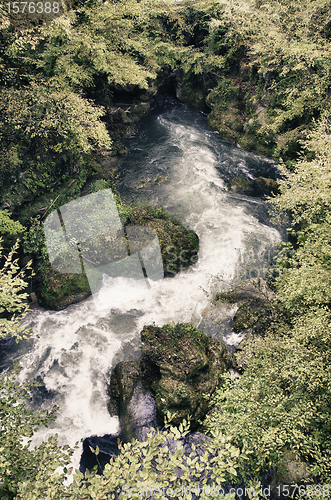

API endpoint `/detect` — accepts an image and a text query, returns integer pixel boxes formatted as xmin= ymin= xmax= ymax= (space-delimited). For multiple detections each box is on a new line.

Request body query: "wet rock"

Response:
xmin=39 ymin=207 xmax=199 ymax=310
xmin=109 ymin=323 xmax=231 ymax=433
xmin=29 ymin=292 xmax=38 ymax=303
xmin=109 ymin=360 xmax=159 ymax=442
xmin=128 ymin=102 xmax=151 ymax=123
xmin=198 ymin=301 xmax=246 ymax=355
xmin=175 ymin=72 xmax=208 ymax=112
xmin=140 ymin=323 xmax=232 ymax=429
xmin=114 ymin=107 xmax=132 ymax=124
xmin=216 ymin=279 xmax=276 ymax=335
xmin=233 ymin=297 xmax=267 ymax=332
xmin=117 ymin=147 xmax=128 ymax=156
xmin=227 ymin=176 xmax=279 ymax=197
xmin=109 ymin=360 xmax=142 ymax=415
xmin=80 ymin=434 xmax=120 ymax=474
xmin=126 ymin=206 xmax=199 ymax=277
xmin=122 ymin=381 xmax=158 ymax=443
xmin=216 ymin=279 xmax=274 ymax=305
xmin=255 ymin=176 xmax=279 ymax=196
xmin=270 ymin=451 xmax=311 ymax=499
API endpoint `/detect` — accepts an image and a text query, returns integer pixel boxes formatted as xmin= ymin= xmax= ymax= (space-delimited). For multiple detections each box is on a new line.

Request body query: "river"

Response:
xmin=0 ymin=95 xmax=285 ymax=472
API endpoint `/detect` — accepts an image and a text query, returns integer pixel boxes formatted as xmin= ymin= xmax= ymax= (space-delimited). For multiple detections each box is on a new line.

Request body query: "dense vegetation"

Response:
xmin=1 ymin=0 xmax=331 ymax=497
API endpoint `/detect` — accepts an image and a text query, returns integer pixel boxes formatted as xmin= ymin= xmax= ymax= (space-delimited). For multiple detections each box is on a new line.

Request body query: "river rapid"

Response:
xmin=0 ymin=96 xmax=285 ymax=471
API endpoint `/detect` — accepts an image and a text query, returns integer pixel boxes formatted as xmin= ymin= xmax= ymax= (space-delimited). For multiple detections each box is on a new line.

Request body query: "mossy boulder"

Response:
xmin=128 ymin=102 xmax=151 ymax=123
xmin=140 ymin=323 xmax=232 ymax=429
xmin=108 ymin=361 xmax=158 ymax=442
xmin=39 ymin=205 xmax=199 ymax=309
xmin=255 ymin=176 xmax=279 ymax=196
xmin=216 ymin=280 xmax=273 ymax=305
xmin=227 ymin=176 xmax=279 ymax=197
xmin=39 ymin=266 xmax=92 ymax=310
xmin=126 ymin=206 xmax=199 ymax=277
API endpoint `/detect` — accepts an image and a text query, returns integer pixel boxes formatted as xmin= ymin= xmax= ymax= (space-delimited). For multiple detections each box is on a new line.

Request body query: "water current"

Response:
xmin=0 ymin=96 xmax=285 ymax=472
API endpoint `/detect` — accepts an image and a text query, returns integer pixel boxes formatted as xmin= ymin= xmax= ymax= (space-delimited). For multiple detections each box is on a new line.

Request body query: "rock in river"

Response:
xmin=109 ymin=323 xmax=232 ymax=434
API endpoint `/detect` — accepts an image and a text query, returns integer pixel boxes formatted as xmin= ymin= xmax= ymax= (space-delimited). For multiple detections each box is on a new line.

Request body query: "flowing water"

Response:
xmin=0 ymin=96 xmax=285 ymax=471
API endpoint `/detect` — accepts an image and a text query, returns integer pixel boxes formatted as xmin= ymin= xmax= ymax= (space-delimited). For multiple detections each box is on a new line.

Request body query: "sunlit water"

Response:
xmin=0 ymin=96 xmax=285 ymax=472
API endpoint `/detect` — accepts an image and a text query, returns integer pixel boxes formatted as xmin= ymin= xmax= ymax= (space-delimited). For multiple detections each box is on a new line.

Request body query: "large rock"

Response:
xmin=109 ymin=323 xmax=231 ymax=433
xmin=140 ymin=323 xmax=231 ymax=429
xmin=39 ymin=268 xmax=92 ymax=311
xmin=232 ymin=297 xmax=267 ymax=332
xmin=270 ymin=450 xmax=311 ymax=499
xmin=126 ymin=206 xmax=199 ymax=277
xmin=255 ymin=176 xmax=279 ymax=196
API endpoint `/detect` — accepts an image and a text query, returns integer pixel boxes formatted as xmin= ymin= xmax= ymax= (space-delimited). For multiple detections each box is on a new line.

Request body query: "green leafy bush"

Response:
xmin=0 ymin=240 xmax=33 ymax=341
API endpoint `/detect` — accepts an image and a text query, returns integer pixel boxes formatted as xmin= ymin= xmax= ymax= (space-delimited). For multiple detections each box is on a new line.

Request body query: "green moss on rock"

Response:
xmin=232 ymin=298 xmax=266 ymax=332
xmin=140 ymin=323 xmax=232 ymax=428
xmin=255 ymin=176 xmax=279 ymax=196
xmin=216 ymin=279 xmax=276 ymax=338
xmin=108 ymin=360 xmax=141 ymax=416
xmin=39 ymin=266 xmax=92 ymax=310
xmin=227 ymin=176 xmax=254 ymax=196
xmin=175 ymin=74 xmax=208 ymax=112
xmin=126 ymin=206 xmax=199 ymax=277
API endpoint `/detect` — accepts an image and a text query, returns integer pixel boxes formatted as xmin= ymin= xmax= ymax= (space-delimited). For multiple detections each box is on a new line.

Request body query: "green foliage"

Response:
xmin=203 ymin=113 xmax=331 ymax=483
xmin=0 ymin=211 xmax=25 ymax=247
xmin=0 ymin=239 xmax=33 ymax=341
xmin=0 ymin=365 xmax=75 ymax=499
xmin=269 ymin=114 xmax=331 ymax=317
xmin=11 ymin=414 xmax=241 ymax=499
